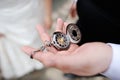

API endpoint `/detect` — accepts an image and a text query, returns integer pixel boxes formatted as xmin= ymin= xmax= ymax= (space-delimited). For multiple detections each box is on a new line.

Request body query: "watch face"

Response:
xmin=51 ymin=23 xmax=81 ymax=50
xmin=52 ymin=32 xmax=70 ymax=50
xmin=66 ymin=23 xmax=81 ymax=43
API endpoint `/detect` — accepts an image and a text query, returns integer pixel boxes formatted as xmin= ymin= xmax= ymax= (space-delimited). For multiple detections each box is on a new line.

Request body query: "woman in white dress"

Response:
xmin=0 ymin=0 xmax=52 ymax=79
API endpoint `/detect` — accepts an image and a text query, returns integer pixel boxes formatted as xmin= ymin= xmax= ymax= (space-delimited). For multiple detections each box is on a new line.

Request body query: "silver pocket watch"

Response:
xmin=30 ymin=24 xmax=81 ymax=59
xmin=51 ymin=23 xmax=81 ymax=50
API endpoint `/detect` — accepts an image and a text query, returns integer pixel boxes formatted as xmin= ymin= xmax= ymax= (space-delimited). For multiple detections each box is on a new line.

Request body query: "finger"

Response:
xmin=22 ymin=46 xmax=45 ymax=61
xmin=22 ymin=46 xmax=35 ymax=56
xmin=22 ymin=46 xmax=45 ymax=59
xmin=37 ymin=25 xmax=58 ymax=53
xmin=63 ymin=22 xmax=68 ymax=34
xmin=55 ymin=18 xmax=64 ymax=32
xmin=22 ymin=46 xmax=57 ymax=67
xmin=36 ymin=25 xmax=50 ymax=42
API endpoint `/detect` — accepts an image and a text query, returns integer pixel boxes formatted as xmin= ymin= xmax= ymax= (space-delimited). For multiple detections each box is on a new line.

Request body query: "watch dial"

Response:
xmin=52 ymin=32 xmax=70 ymax=50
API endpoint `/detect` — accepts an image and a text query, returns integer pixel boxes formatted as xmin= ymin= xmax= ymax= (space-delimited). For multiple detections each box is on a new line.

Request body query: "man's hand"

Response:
xmin=22 ymin=18 xmax=112 ymax=76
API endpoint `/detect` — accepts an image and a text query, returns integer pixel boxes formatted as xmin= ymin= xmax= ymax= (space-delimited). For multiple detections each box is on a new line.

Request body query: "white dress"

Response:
xmin=0 ymin=0 xmax=45 ymax=79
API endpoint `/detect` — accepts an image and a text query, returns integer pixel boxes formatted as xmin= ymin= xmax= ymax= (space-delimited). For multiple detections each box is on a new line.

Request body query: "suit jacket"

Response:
xmin=76 ymin=0 xmax=120 ymax=45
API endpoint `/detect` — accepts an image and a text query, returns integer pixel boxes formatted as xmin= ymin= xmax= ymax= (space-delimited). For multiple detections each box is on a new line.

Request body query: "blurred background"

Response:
xmin=0 ymin=0 xmax=110 ymax=80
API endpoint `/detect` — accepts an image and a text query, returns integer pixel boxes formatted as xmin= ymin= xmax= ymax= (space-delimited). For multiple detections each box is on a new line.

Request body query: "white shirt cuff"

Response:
xmin=102 ymin=43 xmax=120 ymax=80
xmin=74 ymin=0 xmax=78 ymax=2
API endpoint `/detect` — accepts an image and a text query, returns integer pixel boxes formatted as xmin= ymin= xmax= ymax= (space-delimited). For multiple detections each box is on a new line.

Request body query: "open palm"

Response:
xmin=23 ymin=18 xmax=112 ymax=76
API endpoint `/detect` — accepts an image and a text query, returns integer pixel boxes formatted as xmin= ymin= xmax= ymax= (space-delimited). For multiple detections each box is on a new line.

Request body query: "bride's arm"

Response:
xmin=44 ymin=0 xmax=53 ymax=30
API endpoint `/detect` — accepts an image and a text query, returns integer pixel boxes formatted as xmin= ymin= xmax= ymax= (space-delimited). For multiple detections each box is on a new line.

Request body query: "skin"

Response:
xmin=44 ymin=0 xmax=52 ymax=30
xmin=70 ymin=1 xmax=77 ymax=18
xmin=22 ymin=18 xmax=113 ymax=76
xmin=0 ymin=33 xmax=4 ymax=38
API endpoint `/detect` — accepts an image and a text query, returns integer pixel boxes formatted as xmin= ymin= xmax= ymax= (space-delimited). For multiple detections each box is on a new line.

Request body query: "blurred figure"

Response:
xmin=0 ymin=0 xmax=52 ymax=79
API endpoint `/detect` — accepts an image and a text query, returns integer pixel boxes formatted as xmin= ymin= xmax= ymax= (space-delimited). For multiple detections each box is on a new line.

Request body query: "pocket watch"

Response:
xmin=51 ymin=23 xmax=81 ymax=50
